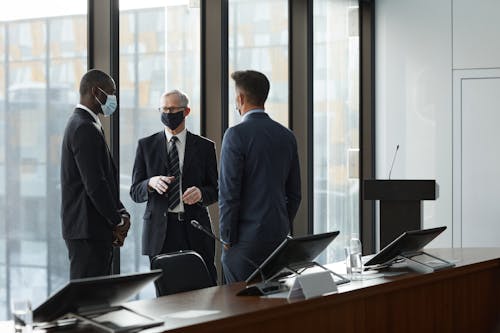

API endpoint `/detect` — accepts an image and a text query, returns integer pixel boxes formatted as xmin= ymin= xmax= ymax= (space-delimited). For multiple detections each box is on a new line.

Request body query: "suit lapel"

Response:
xmin=75 ymin=108 xmax=118 ymax=174
xmin=182 ymin=131 xmax=198 ymax=176
xmin=154 ymin=131 xmax=169 ymax=174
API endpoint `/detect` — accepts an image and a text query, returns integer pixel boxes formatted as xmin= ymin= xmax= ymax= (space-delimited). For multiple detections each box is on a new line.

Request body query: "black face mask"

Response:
xmin=161 ymin=111 xmax=185 ymax=130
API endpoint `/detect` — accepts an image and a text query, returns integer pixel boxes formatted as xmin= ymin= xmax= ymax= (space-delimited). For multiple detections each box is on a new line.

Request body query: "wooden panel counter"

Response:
xmin=125 ymin=248 xmax=500 ymax=333
xmin=18 ymin=248 xmax=500 ymax=333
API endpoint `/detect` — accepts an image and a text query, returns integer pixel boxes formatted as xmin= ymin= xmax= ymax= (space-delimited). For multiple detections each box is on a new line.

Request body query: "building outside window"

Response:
xmin=0 ymin=0 xmax=87 ymax=319
xmin=313 ymin=0 xmax=360 ymax=262
xmin=228 ymin=0 xmax=288 ymax=127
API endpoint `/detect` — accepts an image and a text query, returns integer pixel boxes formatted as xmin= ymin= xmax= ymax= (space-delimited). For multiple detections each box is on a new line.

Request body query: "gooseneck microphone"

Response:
xmin=190 ymin=220 xmax=222 ymax=243
xmin=190 ymin=220 xmax=284 ymax=296
xmin=189 ymin=220 xmax=267 ymax=283
xmin=388 ymin=144 xmax=400 ymax=180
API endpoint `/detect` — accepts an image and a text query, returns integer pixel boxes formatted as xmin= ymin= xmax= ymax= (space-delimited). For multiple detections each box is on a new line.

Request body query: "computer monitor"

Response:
xmin=33 ymin=270 xmax=162 ymax=323
xmin=364 ymin=226 xmax=447 ymax=267
xmin=245 ymin=231 xmax=340 ymax=283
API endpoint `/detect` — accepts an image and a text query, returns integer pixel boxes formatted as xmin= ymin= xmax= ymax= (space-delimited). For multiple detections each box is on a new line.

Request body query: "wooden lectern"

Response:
xmin=363 ymin=180 xmax=438 ymax=249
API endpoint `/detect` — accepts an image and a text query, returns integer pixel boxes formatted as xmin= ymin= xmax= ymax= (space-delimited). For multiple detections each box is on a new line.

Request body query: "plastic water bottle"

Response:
xmin=349 ymin=233 xmax=363 ymax=280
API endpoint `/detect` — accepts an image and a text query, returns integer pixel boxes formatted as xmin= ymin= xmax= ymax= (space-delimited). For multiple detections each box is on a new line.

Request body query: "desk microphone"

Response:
xmin=190 ymin=220 xmax=282 ymax=296
xmin=190 ymin=220 xmax=223 ymax=243
xmin=190 ymin=220 xmax=265 ymax=280
xmin=388 ymin=144 xmax=400 ymax=180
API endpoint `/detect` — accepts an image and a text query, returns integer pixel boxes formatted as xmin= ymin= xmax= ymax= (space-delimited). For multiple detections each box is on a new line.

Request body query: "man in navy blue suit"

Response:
xmin=219 ymin=70 xmax=301 ymax=283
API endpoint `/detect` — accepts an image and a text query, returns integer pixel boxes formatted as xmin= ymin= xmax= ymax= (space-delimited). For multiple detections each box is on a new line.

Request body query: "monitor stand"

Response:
xmin=399 ymin=251 xmax=455 ymax=273
xmin=237 ymin=261 xmax=349 ymax=296
xmin=64 ymin=306 xmax=163 ymax=333
xmin=277 ymin=261 xmax=350 ymax=286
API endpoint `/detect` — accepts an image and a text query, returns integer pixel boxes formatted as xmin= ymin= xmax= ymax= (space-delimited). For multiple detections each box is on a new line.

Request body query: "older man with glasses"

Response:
xmin=130 ymin=89 xmax=218 ymax=282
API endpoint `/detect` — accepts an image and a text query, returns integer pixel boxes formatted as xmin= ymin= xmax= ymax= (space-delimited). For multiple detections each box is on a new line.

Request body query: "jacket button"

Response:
xmin=163 ymin=212 xmax=167 ymax=217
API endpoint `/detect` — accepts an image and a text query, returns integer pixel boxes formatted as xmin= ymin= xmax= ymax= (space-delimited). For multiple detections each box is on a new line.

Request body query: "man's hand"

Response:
xmin=112 ymin=230 xmax=125 ymax=247
xmin=148 ymin=176 xmax=174 ymax=195
xmin=223 ymin=243 xmax=231 ymax=251
xmin=182 ymin=186 xmax=202 ymax=205
xmin=113 ymin=215 xmax=131 ymax=247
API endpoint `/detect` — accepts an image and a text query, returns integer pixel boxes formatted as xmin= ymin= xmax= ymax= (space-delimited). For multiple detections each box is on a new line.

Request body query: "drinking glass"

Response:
xmin=10 ymin=299 xmax=32 ymax=333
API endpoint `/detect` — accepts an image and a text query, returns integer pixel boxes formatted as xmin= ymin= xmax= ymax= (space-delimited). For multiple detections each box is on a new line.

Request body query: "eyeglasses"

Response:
xmin=158 ymin=106 xmax=186 ymax=113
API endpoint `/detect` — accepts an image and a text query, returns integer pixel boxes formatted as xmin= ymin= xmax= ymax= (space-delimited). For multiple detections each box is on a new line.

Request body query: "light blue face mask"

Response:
xmin=96 ymin=87 xmax=117 ymax=117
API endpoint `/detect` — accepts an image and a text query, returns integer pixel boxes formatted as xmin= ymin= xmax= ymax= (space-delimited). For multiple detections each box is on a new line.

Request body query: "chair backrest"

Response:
xmin=150 ymin=250 xmax=216 ymax=297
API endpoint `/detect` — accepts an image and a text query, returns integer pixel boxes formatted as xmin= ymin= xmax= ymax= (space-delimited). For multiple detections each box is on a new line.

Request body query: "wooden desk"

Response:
xmin=124 ymin=248 xmax=500 ymax=333
xmin=23 ymin=248 xmax=500 ymax=333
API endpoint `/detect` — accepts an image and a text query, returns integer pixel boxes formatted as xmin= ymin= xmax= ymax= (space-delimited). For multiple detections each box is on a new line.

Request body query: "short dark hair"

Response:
xmin=79 ymin=69 xmax=114 ymax=96
xmin=231 ymin=70 xmax=270 ymax=106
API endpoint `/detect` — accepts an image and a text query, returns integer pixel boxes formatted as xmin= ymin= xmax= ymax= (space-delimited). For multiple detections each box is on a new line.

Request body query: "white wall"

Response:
xmin=453 ymin=0 xmax=500 ymax=69
xmin=375 ymin=0 xmax=452 ymax=248
xmin=375 ymin=0 xmax=500 ymax=249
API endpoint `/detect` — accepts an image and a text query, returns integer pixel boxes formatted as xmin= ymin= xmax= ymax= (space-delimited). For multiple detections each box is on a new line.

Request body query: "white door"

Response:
xmin=453 ymin=70 xmax=500 ymax=247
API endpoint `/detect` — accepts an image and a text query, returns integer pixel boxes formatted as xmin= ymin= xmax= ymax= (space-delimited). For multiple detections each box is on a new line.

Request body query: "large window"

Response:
xmin=313 ymin=0 xmax=360 ymax=262
xmin=119 ymin=0 xmax=201 ymax=299
xmin=228 ymin=0 xmax=288 ymax=127
xmin=0 ymin=1 xmax=87 ymax=319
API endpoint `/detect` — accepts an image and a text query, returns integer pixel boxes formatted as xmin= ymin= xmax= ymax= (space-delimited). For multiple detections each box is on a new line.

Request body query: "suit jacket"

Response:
xmin=219 ymin=112 xmax=301 ymax=245
xmin=130 ymin=130 xmax=218 ymax=258
xmin=61 ymin=108 xmax=126 ymax=241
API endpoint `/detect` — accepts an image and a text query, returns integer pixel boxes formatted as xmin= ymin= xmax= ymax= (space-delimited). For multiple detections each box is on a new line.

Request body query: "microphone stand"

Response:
xmin=190 ymin=220 xmax=283 ymax=296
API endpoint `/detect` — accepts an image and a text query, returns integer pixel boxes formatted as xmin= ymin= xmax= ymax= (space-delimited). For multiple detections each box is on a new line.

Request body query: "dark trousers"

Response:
xmin=65 ymin=239 xmax=113 ymax=280
xmin=162 ymin=213 xmax=192 ymax=253
xmin=150 ymin=213 xmax=217 ymax=282
xmin=221 ymin=241 xmax=281 ymax=284
xmin=149 ymin=213 xmax=192 ymax=262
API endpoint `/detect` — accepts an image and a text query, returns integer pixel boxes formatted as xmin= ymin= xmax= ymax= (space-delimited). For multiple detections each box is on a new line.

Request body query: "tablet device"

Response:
xmin=245 ymin=231 xmax=340 ymax=283
xmin=364 ymin=226 xmax=446 ymax=267
xmin=33 ymin=270 xmax=162 ymax=323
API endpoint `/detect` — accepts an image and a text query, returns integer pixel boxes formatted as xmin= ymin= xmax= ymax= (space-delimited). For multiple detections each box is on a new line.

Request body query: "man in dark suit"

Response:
xmin=61 ymin=69 xmax=131 ymax=280
xmin=219 ymin=70 xmax=302 ymax=283
xmin=130 ymin=90 xmax=218 ymax=281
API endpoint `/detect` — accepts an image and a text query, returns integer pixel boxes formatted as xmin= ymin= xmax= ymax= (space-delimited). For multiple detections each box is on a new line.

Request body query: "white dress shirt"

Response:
xmin=164 ymin=127 xmax=187 ymax=213
xmin=242 ymin=108 xmax=265 ymax=121
xmin=76 ymin=103 xmax=103 ymax=132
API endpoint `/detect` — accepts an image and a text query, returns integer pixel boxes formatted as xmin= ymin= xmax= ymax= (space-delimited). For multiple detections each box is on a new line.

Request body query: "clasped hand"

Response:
xmin=149 ymin=175 xmax=202 ymax=205
xmin=113 ymin=215 xmax=131 ymax=247
xmin=182 ymin=186 xmax=202 ymax=205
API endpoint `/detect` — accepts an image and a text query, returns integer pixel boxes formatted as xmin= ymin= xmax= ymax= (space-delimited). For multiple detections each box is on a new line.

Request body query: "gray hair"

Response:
xmin=161 ymin=89 xmax=190 ymax=107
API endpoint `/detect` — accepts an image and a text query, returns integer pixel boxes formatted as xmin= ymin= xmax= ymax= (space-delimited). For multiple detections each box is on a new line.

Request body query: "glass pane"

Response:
xmin=228 ymin=0 xmax=288 ymax=127
xmin=0 ymin=22 xmax=4 ymax=318
xmin=0 ymin=2 xmax=87 ymax=320
xmin=313 ymin=0 xmax=360 ymax=263
xmin=119 ymin=1 xmax=201 ymax=300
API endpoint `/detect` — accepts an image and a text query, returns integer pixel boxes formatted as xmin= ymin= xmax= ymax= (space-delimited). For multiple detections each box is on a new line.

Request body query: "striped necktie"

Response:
xmin=168 ymin=136 xmax=181 ymax=210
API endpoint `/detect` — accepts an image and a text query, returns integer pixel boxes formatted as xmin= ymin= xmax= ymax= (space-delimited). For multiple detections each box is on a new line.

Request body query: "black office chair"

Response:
xmin=150 ymin=250 xmax=216 ymax=297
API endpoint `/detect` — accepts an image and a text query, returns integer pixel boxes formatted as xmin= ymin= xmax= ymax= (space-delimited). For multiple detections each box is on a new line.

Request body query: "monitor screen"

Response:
xmin=245 ymin=231 xmax=340 ymax=283
xmin=364 ymin=226 xmax=447 ymax=266
xmin=33 ymin=270 xmax=162 ymax=323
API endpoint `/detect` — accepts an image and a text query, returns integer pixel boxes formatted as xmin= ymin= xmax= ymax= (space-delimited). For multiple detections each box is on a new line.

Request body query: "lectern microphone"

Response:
xmin=388 ymin=144 xmax=400 ymax=180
